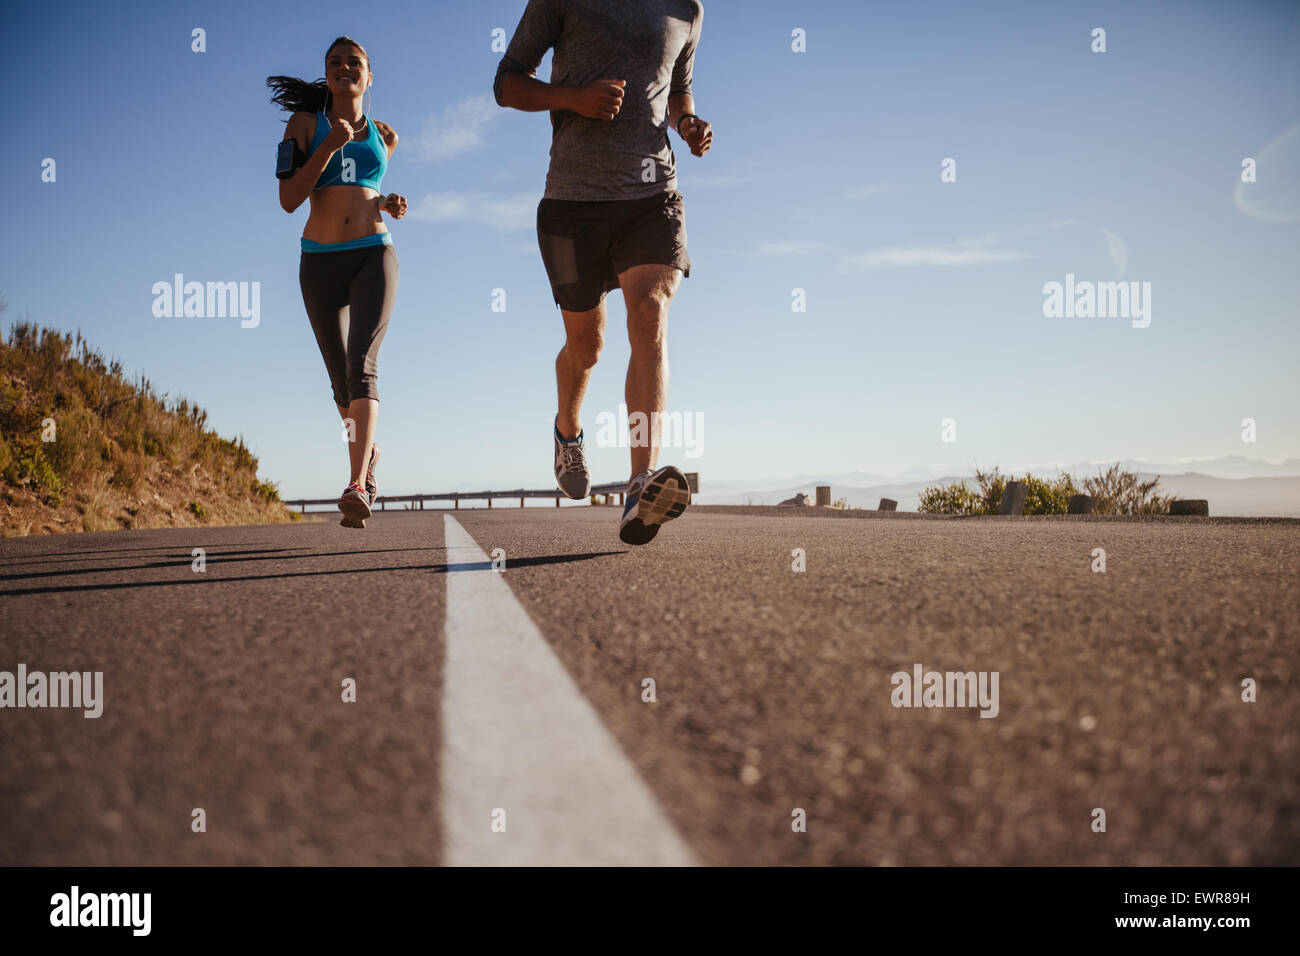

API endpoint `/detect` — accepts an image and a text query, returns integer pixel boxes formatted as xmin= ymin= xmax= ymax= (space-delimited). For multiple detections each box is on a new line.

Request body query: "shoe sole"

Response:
xmin=557 ymin=478 xmax=592 ymax=500
xmin=338 ymin=493 xmax=372 ymax=528
xmin=619 ymin=466 xmax=691 ymax=546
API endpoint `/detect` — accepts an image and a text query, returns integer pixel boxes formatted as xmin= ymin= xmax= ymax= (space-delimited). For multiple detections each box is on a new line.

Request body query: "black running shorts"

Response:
xmin=536 ymin=190 xmax=691 ymax=312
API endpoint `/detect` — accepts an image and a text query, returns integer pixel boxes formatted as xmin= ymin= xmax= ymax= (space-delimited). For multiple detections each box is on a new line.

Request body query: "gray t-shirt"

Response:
xmin=494 ymin=0 xmax=703 ymax=201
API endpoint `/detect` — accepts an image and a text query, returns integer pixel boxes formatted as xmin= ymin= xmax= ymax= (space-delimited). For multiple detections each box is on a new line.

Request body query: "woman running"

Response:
xmin=267 ymin=36 xmax=406 ymax=528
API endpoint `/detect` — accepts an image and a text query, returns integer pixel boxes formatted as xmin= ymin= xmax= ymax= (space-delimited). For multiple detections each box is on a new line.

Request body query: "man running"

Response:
xmin=494 ymin=0 xmax=711 ymax=545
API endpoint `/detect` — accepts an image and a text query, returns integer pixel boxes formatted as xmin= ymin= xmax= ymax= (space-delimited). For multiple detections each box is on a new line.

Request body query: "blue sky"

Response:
xmin=3 ymin=0 xmax=1298 ymax=497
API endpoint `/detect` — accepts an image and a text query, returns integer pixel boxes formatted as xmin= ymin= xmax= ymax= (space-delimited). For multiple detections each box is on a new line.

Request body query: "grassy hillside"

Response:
xmin=0 ymin=316 xmax=295 ymax=535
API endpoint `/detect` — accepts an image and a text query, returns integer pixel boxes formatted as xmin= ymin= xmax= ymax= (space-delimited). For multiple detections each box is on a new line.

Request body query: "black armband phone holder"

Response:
xmin=276 ymin=139 xmax=308 ymax=179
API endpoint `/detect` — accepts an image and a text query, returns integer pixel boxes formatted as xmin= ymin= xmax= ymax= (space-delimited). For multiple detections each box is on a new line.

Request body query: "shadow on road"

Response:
xmin=0 ymin=547 xmax=444 ymax=583
xmin=0 ymin=541 xmax=280 ymax=561
xmin=0 ymin=547 xmax=309 ymax=576
xmin=0 ymin=551 xmax=624 ymax=597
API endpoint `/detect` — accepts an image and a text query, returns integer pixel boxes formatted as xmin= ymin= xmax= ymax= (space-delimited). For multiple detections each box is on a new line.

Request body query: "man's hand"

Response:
xmin=381 ymin=193 xmax=407 ymax=219
xmin=568 ymin=79 xmax=625 ymax=120
xmin=679 ymin=115 xmax=712 ymax=157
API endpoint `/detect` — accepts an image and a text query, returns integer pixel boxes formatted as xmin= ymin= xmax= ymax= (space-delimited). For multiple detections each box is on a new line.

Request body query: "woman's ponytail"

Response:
xmin=266 ymin=76 xmax=331 ymax=116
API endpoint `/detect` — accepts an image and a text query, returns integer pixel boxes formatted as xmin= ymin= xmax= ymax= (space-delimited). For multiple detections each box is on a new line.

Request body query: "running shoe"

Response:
xmin=618 ymin=465 xmax=691 ymax=546
xmin=554 ymin=420 xmax=592 ymax=499
xmin=365 ymin=442 xmax=380 ymax=501
xmin=338 ymin=481 xmax=372 ymax=529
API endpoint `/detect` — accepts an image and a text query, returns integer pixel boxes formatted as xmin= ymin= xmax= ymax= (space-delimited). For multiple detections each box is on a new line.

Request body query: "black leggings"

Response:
xmin=299 ymin=243 xmax=398 ymax=407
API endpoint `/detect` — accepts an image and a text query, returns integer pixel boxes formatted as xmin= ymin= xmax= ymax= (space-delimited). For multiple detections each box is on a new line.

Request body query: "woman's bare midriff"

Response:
xmin=303 ymin=185 xmax=388 ymax=244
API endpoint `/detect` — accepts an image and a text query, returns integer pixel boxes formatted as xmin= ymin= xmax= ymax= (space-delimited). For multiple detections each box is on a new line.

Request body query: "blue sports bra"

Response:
xmin=308 ymin=110 xmax=387 ymax=192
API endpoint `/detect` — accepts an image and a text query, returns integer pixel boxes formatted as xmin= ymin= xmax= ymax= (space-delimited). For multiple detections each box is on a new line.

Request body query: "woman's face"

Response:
xmin=325 ymin=44 xmax=370 ymax=98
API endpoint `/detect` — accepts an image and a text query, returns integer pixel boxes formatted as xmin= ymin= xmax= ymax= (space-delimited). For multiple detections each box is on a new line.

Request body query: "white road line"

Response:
xmin=440 ymin=514 xmax=697 ymax=866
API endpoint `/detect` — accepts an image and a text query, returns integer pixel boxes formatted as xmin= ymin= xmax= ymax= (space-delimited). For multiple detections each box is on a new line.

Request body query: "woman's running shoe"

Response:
xmin=338 ymin=481 xmax=372 ymax=529
xmin=365 ymin=443 xmax=381 ymax=500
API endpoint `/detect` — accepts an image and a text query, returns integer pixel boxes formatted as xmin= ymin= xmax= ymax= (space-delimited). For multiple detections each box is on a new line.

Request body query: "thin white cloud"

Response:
xmin=1100 ymin=228 xmax=1128 ymax=277
xmin=409 ymin=191 xmax=538 ymax=231
xmin=416 ymin=94 xmax=499 ymax=162
xmin=845 ymin=242 xmax=1029 ymax=269
xmin=756 ymin=241 xmax=823 ymax=256
xmin=686 ymin=173 xmax=747 ymax=188
xmin=1050 ymin=219 xmax=1078 ymax=229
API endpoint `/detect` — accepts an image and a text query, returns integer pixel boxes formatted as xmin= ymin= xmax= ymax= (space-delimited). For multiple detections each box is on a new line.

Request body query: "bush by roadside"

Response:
xmin=919 ymin=465 xmax=1173 ymax=516
xmin=1 ymin=311 xmax=293 ymax=535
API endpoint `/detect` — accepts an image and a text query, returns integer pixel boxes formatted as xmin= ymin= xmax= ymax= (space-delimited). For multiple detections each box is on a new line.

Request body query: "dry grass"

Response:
xmin=1 ymin=317 xmax=295 ymax=536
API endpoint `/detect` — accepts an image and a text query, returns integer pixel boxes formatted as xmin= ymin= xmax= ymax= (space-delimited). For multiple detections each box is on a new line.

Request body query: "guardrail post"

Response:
xmin=555 ymin=496 xmax=560 ymax=508
xmin=519 ymin=496 xmax=524 ymax=509
xmin=488 ymin=498 xmax=492 ymax=510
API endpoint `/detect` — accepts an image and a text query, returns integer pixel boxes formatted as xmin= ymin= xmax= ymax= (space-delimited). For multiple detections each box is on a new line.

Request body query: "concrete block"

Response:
xmin=998 ymin=481 xmax=1028 ymax=516
xmin=1068 ymin=494 xmax=1096 ymax=515
xmin=815 ymin=485 xmax=832 ymax=507
xmin=878 ymin=498 xmax=898 ymax=511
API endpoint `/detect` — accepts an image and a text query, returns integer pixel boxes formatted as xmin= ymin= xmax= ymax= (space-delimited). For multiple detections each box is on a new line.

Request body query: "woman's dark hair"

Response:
xmin=267 ymin=36 xmax=370 ymax=116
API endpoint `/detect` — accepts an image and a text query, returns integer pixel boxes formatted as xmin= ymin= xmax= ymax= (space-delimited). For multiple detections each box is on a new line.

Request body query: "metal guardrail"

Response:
xmin=285 ymin=473 xmax=700 ymax=514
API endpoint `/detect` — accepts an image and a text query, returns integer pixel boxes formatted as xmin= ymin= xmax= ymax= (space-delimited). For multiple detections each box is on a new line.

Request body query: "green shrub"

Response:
xmin=41 ymin=405 xmax=101 ymax=483
xmin=921 ymin=468 xmax=1079 ymax=516
xmin=5 ymin=443 xmax=65 ymax=505
xmin=252 ymin=477 xmax=280 ymax=502
xmin=918 ymin=481 xmax=983 ymax=515
xmin=1080 ymin=463 xmax=1174 ymax=515
xmin=189 ymin=501 xmax=207 ymax=520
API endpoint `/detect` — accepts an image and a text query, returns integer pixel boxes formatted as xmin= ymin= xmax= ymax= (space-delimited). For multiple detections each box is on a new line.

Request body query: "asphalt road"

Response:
xmin=1 ymin=507 xmax=1296 ymax=865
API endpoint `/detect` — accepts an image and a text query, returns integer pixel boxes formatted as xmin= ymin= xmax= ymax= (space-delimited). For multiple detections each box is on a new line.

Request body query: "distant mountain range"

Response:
xmin=695 ymin=457 xmax=1300 ymax=517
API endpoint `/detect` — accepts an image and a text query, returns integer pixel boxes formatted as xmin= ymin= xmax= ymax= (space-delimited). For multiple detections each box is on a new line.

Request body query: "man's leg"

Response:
xmin=556 ymin=303 xmax=606 ymax=441
xmin=619 ymin=264 xmax=681 ymax=476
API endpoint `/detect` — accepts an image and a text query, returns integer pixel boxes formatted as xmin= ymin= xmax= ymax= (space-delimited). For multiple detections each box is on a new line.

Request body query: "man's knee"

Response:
xmin=627 ymin=289 xmax=671 ymax=351
xmin=564 ymin=325 xmax=604 ymax=369
xmin=629 ymin=270 xmax=679 ymax=313
xmin=625 ymin=269 xmax=678 ymax=346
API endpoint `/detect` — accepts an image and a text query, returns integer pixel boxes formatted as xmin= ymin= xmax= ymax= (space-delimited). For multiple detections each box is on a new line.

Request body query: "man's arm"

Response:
xmin=668 ymin=8 xmax=711 ymax=156
xmin=500 ymin=73 xmax=626 ymax=120
xmin=667 ymin=93 xmax=696 ymax=139
xmin=493 ymin=0 xmax=626 ymax=119
xmin=492 ymin=0 xmax=568 ymax=111
xmin=498 ymin=73 xmax=572 ymax=112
